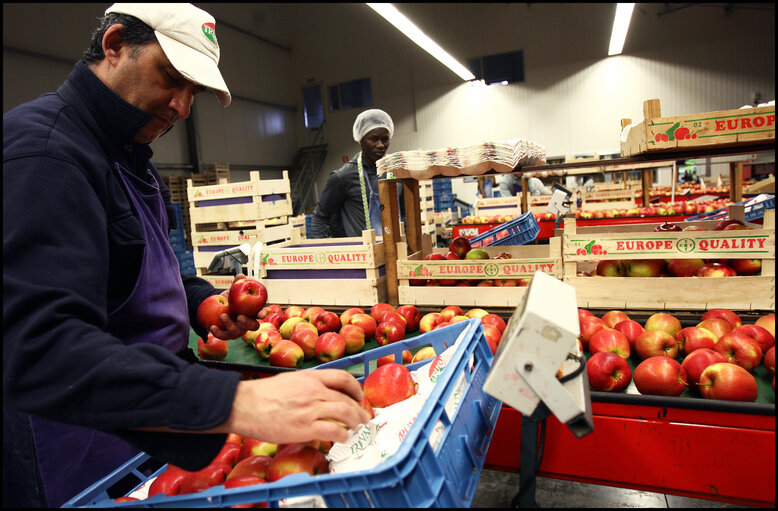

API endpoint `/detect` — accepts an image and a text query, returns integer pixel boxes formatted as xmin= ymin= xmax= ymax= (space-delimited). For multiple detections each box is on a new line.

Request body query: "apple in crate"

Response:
xmin=595 ymin=260 xmax=625 ymax=277
xmin=279 ymin=316 xmax=306 ymax=339
xmin=227 ymin=278 xmax=268 ymax=318
xmin=283 ymin=305 xmax=306 ymax=321
xmin=238 ymin=438 xmax=277 ymax=461
xmin=289 ymin=328 xmax=318 ymax=360
xmin=148 ymin=464 xmax=189 ymax=497
xmin=625 ymin=259 xmax=665 ymax=277
xmin=713 ymin=219 xmax=745 ymax=230
xmin=425 ymin=252 xmax=445 ymax=261
xmin=197 ymin=333 xmax=229 ymax=361
xmin=682 ymin=348 xmax=728 ymax=388
xmin=267 ymin=444 xmax=329 ymax=482
xmin=465 ymin=248 xmax=490 ymax=260
xmin=701 ymin=308 xmax=742 ymax=330
xmin=696 ymin=318 xmax=731 ymax=339
xmin=293 ymin=321 xmax=318 ymax=337
xmin=340 ymin=324 xmax=366 ymax=354
xmin=340 ymin=307 xmax=365 ymax=327
xmin=613 ymin=320 xmax=644 ymax=351
xmin=371 ymin=303 xmax=395 ymax=323
xmin=588 ymin=329 xmax=630 ymax=359
xmin=349 ymin=313 xmax=377 ymax=339
xmin=644 ymin=312 xmax=682 ymax=337
xmin=262 ymin=312 xmax=284 ymax=330
xmin=315 ymin=332 xmax=346 ymax=362
xmin=419 ymin=312 xmax=442 ymax=334
xmin=633 ymin=356 xmax=687 ymax=397
xmin=313 ymin=311 xmax=341 ymax=334
xmin=635 ymin=330 xmax=679 ymax=359
xmin=601 ymin=310 xmax=630 ymax=328
xmin=258 ymin=303 xmax=283 ymax=320
xmin=439 ymin=305 xmax=464 ymax=322
xmin=254 ymin=328 xmax=282 ymax=359
xmin=482 ymin=324 xmax=503 ymax=355
xmin=269 ymin=339 xmax=304 ymax=368
xmin=223 ymin=475 xmax=268 ymax=508
xmin=676 ymin=326 xmax=718 ymax=355
xmin=213 ymin=441 xmax=241 ymax=467
xmin=302 ymin=306 xmax=326 ymax=324
xmin=448 ymin=236 xmax=472 ymax=258
xmin=466 ymin=308 xmax=490 ymax=319
xmin=698 ymin=363 xmax=758 ymax=402
xmin=578 ymin=316 xmax=609 ymax=350
xmin=730 ymin=258 xmax=762 ymax=275
xmin=411 ymin=346 xmax=437 ymax=363
xmin=363 ymin=363 xmax=417 ymax=408
xmin=376 ymin=350 xmax=412 ymax=367
xmin=375 ymin=319 xmax=406 ymax=346
xmin=764 ymin=346 xmax=775 ymax=375
xmin=730 ymin=324 xmax=774 ymax=352
xmin=382 ymin=311 xmax=407 ymax=328
xmin=586 ymin=352 xmax=632 ymax=392
xmin=481 ymin=313 xmax=507 ymax=333
xmin=667 ymin=258 xmax=706 ymax=277
xmin=197 ymin=294 xmax=231 ymax=330
xmin=396 ymin=305 xmax=421 ymax=332
xmin=578 ymin=308 xmax=594 ymax=323
xmin=697 ymin=262 xmax=736 ymax=277
xmin=179 ymin=462 xmax=231 ymax=494
xmin=227 ymin=455 xmax=272 ymax=481
xmin=755 ymin=313 xmax=775 ymax=337
xmin=713 ymin=333 xmax=763 ymax=371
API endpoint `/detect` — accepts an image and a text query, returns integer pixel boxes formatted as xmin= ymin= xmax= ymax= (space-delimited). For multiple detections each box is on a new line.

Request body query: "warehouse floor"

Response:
xmin=471 ymin=469 xmax=752 ymax=508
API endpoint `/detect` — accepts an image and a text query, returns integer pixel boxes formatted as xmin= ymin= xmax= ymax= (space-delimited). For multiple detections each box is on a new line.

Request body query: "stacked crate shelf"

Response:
xmin=187 ymin=170 xmax=294 ymax=286
xmin=168 ymin=203 xmax=196 ymax=276
xmin=432 ymin=179 xmax=455 ymax=212
xmin=419 ymin=180 xmax=438 ymax=245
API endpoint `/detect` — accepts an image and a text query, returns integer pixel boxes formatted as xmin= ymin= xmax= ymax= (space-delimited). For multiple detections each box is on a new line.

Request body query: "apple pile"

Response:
xmin=411 ymin=236 xmax=531 ymax=287
xmin=460 ymin=214 xmax=519 ymax=225
xmin=589 ymin=218 xmax=763 ymax=279
xmin=581 ymin=307 xmax=774 ymax=400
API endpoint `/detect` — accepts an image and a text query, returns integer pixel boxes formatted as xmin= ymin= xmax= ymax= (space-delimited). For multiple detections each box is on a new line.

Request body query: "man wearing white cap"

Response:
xmin=3 ymin=4 xmax=369 ymax=507
xmin=309 ymin=109 xmax=394 ymax=238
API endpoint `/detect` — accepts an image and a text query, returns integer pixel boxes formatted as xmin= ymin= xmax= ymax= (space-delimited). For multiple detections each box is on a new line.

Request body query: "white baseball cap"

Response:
xmin=105 ymin=3 xmax=231 ymax=107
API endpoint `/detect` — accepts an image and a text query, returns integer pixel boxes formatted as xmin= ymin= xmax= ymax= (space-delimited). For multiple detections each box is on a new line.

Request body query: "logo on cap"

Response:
xmin=201 ymin=22 xmax=218 ymax=47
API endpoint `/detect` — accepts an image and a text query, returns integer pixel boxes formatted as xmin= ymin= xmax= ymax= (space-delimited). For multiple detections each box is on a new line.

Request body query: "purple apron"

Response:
xmin=29 ymin=162 xmax=190 ymax=507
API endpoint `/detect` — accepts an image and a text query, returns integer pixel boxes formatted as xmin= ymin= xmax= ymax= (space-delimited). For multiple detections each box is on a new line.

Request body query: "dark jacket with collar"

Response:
xmin=2 ymin=61 xmax=241 ymax=471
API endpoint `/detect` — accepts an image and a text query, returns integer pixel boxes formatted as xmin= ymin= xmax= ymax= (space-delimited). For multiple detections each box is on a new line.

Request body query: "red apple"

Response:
xmin=482 ymin=324 xmax=503 ymax=355
xmin=764 ymin=346 xmax=775 ymax=375
xmin=434 ymin=321 xmax=453 ymax=330
xmin=713 ymin=333 xmax=763 ymax=371
xmin=682 ymin=348 xmax=728 ymax=388
xmin=113 ymin=497 xmax=140 ymax=502
xmin=376 ymin=350 xmax=412 ymax=367
xmin=262 ymin=312 xmax=284 ymax=330
xmin=588 ymin=328 xmax=631 ymax=359
xmin=315 ymin=332 xmax=346 ymax=362
xmin=467 ymin=308 xmax=490 ymax=319
xmin=381 ymin=311 xmax=407 ymax=328
xmin=148 ymin=465 xmax=188 ymax=497
xmin=676 ymin=326 xmax=718 ymax=355
xmin=697 ymin=262 xmax=736 ymax=277
xmin=283 ymin=305 xmax=306 ymax=321
xmin=698 ymin=363 xmax=758 ymax=401
xmin=667 ymin=259 xmax=706 ymax=277
xmin=267 ymin=444 xmax=329 ymax=482
xmin=481 ymin=313 xmax=507 ymax=333
xmin=226 ymin=433 xmax=242 ymax=445
xmin=238 ymin=438 xmax=277 ymax=461
xmin=279 ymin=317 xmax=306 ymax=339
xmin=302 ymin=306 xmax=326 ymax=324
xmin=613 ymin=320 xmax=644 ymax=351
xmin=696 ymin=318 xmax=731 ymax=340
xmin=395 ymin=305 xmax=421 ymax=332
xmin=701 ymin=308 xmax=742 ymax=330
xmin=349 ymin=313 xmax=377 ymax=339
xmin=443 ymin=252 xmax=461 ymax=260
xmin=493 ymin=278 xmax=518 ymax=287
xmin=179 ymin=462 xmax=231 ymax=494
xmin=258 ymin=303 xmax=283 ymax=320
xmin=475 ymin=280 xmax=494 ymax=287
xmin=578 ymin=309 xmax=595 ymax=324
xmin=268 ymin=339 xmax=304 ymax=368
xmin=411 ymin=346 xmax=437 ymax=363
xmin=595 ymin=260 xmax=625 ymax=277
xmin=635 ymin=330 xmax=679 ymax=359
xmin=425 ymin=252 xmax=445 ymax=261
xmin=213 ymin=441 xmax=241 ymax=467
xmin=729 ymin=259 xmax=762 ymax=275
xmin=586 ymin=352 xmax=632 ymax=392
xmin=223 ymin=475 xmax=268 ymax=508
xmin=289 ymin=328 xmax=318 ymax=360
xmin=363 ymin=363 xmax=417 ymax=408
xmin=654 ymin=221 xmax=682 ymax=232
xmin=370 ymin=303 xmax=396 ymax=323
xmin=578 ymin=316 xmax=610 ymax=350
xmin=197 ymin=294 xmax=231 ymax=330
xmin=228 ymin=278 xmax=268 ymax=318
xmin=227 ymin=455 xmax=272 ymax=481
xmin=633 ymin=356 xmax=687 ymax=397
xmin=340 ymin=307 xmax=365 ymax=327
xmin=439 ymin=305 xmax=464 ymax=323
xmin=448 ymin=236 xmax=472 ymax=258
xmin=419 ymin=312 xmax=441 ymax=334
xmin=755 ymin=314 xmax=775 ymax=337
xmin=730 ymin=325 xmax=774 ymax=353
xmin=340 ymin=324 xmax=366 ymax=354
xmin=313 ymin=311 xmax=341 ymax=334
xmin=375 ymin=319 xmax=406 ymax=346
xmin=601 ymin=310 xmax=630 ymax=328
xmin=197 ymin=333 xmax=229 ymax=361
xmin=713 ymin=218 xmax=745 ymax=230
xmin=644 ymin=312 xmax=682 ymax=338
xmin=293 ymin=321 xmax=318 ymax=336
xmin=624 ymin=259 xmax=665 ymax=277
xmin=254 ymin=328 xmax=283 ymax=359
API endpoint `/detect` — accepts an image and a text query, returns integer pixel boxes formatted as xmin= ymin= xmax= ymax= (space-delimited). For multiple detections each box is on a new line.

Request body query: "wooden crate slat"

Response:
xmin=261 ymin=277 xmax=387 ymax=307
xmin=398 ymin=285 xmax=528 ymax=307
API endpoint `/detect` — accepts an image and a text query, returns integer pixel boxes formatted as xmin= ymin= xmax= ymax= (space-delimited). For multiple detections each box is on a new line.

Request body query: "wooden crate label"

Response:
xmin=647 ymin=107 xmax=775 ymax=149
xmin=261 ymin=248 xmax=374 ymax=268
xmin=565 ymin=232 xmax=773 ymax=259
xmin=398 ymin=259 xmax=559 ymax=279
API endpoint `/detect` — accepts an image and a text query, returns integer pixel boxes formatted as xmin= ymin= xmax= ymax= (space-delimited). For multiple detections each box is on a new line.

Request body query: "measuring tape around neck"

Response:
xmin=357 ymin=152 xmax=372 ymax=230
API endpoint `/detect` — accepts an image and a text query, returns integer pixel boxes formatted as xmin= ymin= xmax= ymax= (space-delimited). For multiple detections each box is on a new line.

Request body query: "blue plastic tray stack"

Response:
xmin=169 ymin=203 xmax=196 ymax=276
xmin=433 ymin=180 xmax=455 ymax=212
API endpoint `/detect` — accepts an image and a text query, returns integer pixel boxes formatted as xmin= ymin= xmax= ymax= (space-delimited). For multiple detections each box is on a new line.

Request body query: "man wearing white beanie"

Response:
xmin=309 ymin=109 xmax=394 ymax=238
xmin=4 ymin=4 xmax=369 ymax=507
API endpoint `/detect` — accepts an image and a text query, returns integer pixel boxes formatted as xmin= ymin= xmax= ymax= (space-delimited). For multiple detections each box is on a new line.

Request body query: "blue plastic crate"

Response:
xmin=432 ymin=180 xmax=453 ymax=191
xmin=64 ymin=318 xmax=501 ymax=508
xmin=684 ymin=194 xmax=774 ymax=222
xmin=468 ymin=211 xmax=539 ymax=247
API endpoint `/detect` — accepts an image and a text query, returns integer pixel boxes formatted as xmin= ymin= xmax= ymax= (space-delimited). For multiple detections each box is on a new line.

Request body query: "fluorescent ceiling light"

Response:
xmin=608 ymin=3 xmax=635 ymax=56
xmin=367 ymin=3 xmax=475 ymax=81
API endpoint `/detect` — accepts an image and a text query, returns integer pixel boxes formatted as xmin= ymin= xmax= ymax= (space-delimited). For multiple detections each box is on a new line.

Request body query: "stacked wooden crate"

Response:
xmin=187 ymin=170 xmax=294 ymax=285
xmin=418 ymin=180 xmax=438 ymax=245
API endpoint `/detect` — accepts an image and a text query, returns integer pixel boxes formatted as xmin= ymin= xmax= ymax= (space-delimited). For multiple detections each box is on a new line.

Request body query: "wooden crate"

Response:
xmin=191 ymin=221 xmax=295 ymax=271
xmin=474 ymin=195 xmax=522 ymax=216
xmin=187 ymin=170 xmax=292 ymax=229
xmin=621 ymin=99 xmax=775 ymax=157
xmin=254 ymin=228 xmax=387 ymax=306
xmin=395 ymin=237 xmax=563 ymax=307
xmin=561 ymin=208 xmax=775 ymax=311
xmin=197 ymin=274 xmax=237 ymax=291
xmin=743 ymin=173 xmax=775 ymax=195
xmin=579 ymin=188 xmax=637 ymax=211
